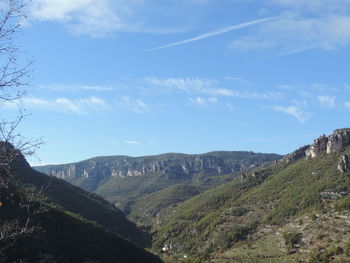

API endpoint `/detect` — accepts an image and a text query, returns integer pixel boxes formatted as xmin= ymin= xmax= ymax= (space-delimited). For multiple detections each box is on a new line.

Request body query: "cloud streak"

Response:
xmin=3 ymin=96 xmax=111 ymax=115
xmin=144 ymin=17 xmax=276 ymax=51
xmin=37 ymin=84 xmax=115 ymax=92
xmin=125 ymin=140 xmax=140 ymax=145
xmin=317 ymin=95 xmax=336 ymax=108
xmin=145 ymin=77 xmax=281 ymax=99
xmin=189 ymin=96 xmax=218 ymax=106
xmin=273 ymin=105 xmax=313 ymax=123
xmin=115 ymin=96 xmax=151 ymax=114
xmin=231 ymin=1 xmax=350 ymax=55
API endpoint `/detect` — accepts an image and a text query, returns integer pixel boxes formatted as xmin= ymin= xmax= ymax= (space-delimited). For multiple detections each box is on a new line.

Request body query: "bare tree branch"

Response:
xmin=0 ymin=1 xmax=44 ymax=259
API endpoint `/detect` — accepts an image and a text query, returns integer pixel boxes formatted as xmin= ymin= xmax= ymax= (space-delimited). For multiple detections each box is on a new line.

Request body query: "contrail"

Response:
xmin=144 ymin=17 xmax=276 ymax=51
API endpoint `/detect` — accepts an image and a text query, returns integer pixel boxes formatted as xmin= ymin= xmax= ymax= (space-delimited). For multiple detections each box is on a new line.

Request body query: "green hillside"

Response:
xmin=152 ymin=133 xmax=350 ymax=262
xmin=12 ymin=154 xmax=150 ymax=247
xmin=35 ymin=151 xmax=281 ymax=225
xmin=0 ymin=165 xmax=162 ymax=263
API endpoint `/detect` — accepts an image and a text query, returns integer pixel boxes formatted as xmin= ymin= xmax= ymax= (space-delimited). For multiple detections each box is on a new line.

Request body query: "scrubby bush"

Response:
xmin=282 ymin=230 xmax=302 ymax=250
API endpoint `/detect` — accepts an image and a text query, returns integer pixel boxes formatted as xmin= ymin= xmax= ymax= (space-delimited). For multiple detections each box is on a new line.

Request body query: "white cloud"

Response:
xmin=189 ymin=96 xmax=218 ymax=105
xmin=273 ymin=105 xmax=313 ymax=122
xmin=37 ymin=84 xmax=115 ymax=92
xmin=205 ymin=88 xmax=281 ymax=99
xmin=4 ymin=96 xmax=111 ymax=114
xmin=317 ymin=96 xmax=336 ymax=108
xmin=144 ymin=17 xmax=276 ymax=51
xmin=145 ymin=77 xmax=214 ymax=91
xmin=145 ymin=77 xmax=281 ymax=99
xmin=116 ymin=96 xmax=150 ymax=114
xmin=125 ymin=140 xmax=140 ymax=145
xmin=30 ymin=0 xmax=140 ymax=37
xmin=230 ymin=1 xmax=350 ymax=54
xmin=267 ymin=0 xmax=350 ymax=13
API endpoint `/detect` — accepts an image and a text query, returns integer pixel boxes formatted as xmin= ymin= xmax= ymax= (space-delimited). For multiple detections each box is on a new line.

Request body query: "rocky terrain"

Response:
xmin=34 ymin=151 xmax=281 ymax=224
xmin=284 ymin=129 xmax=350 ymax=162
xmin=36 ymin=151 xmax=281 ymax=183
xmin=151 ymin=128 xmax=350 ymax=262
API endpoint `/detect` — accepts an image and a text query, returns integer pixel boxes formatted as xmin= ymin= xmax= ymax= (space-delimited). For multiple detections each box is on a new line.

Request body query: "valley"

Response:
xmin=31 ymin=128 xmax=350 ymax=262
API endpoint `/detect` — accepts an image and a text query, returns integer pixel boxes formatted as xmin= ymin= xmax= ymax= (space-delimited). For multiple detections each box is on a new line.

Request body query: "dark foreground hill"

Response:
xmin=34 ymin=151 xmax=281 ymax=225
xmin=0 ymin=151 xmax=162 ymax=262
xmin=151 ymin=129 xmax=350 ymax=262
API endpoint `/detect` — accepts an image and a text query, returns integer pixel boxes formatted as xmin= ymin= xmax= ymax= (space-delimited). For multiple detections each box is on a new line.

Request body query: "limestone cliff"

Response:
xmin=284 ymin=128 xmax=350 ymax=162
xmin=35 ymin=151 xmax=281 ymax=182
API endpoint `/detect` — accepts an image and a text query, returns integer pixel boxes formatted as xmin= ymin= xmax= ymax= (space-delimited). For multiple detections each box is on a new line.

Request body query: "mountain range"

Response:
xmin=34 ymin=151 xmax=281 ymax=225
xmin=8 ymin=128 xmax=350 ymax=262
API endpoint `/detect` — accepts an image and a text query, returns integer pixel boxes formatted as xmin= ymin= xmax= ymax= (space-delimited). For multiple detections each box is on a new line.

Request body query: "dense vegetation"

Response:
xmin=152 ymin=146 xmax=350 ymax=262
xmin=0 ymin=156 xmax=162 ymax=262
xmin=12 ymin=154 xmax=149 ymax=246
xmin=35 ymin=151 xmax=281 ymax=225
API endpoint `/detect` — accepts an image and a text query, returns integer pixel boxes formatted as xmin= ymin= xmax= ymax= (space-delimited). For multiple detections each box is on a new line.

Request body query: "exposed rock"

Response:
xmin=327 ymin=129 xmax=350 ymax=153
xmin=337 ymin=154 xmax=350 ymax=173
xmin=305 ymin=135 xmax=328 ymax=158
xmin=283 ymin=129 xmax=350 ymax=162
xmin=35 ymin=152 xmax=281 ymax=181
xmin=284 ymin=145 xmax=309 ymax=163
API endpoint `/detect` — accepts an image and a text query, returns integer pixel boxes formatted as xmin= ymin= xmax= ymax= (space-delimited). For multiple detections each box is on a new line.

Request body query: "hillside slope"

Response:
xmin=11 ymin=153 xmax=150 ymax=247
xmin=152 ymin=129 xmax=350 ymax=262
xmin=0 ymin=166 xmax=162 ymax=262
xmin=34 ymin=151 xmax=281 ymax=224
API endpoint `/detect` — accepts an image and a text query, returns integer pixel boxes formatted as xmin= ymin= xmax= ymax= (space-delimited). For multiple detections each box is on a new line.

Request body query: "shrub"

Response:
xmin=282 ymin=230 xmax=302 ymax=250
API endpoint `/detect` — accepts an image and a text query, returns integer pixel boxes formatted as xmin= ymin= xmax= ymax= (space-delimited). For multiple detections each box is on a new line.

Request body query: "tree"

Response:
xmin=0 ymin=0 xmax=40 ymax=165
xmin=0 ymin=1 xmax=44 ymax=260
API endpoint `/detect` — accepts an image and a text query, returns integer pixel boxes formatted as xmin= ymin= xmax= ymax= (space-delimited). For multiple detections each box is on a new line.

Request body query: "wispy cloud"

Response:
xmin=204 ymin=88 xmax=281 ymax=99
xmin=230 ymin=1 xmax=350 ymax=54
xmin=37 ymin=84 xmax=115 ymax=92
xmin=31 ymin=0 xmax=132 ymax=37
xmin=189 ymin=96 xmax=218 ymax=106
xmin=145 ymin=77 xmax=281 ymax=99
xmin=30 ymin=0 xmax=187 ymax=37
xmin=273 ymin=105 xmax=313 ymax=123
xmin=116 ymin=96 xmax=150 ymax=114
xmin=4 ymin=96 xmax=111 ymax=114
xmin=145 ymin=77 xmax=215 ymax=91
xmin=125 ymin=140 xmax=140 ymax=145
xmin=317 ymin=95 xmax=336 ymax=108
xmin=144 ymin=17 xmax=276 ymax=51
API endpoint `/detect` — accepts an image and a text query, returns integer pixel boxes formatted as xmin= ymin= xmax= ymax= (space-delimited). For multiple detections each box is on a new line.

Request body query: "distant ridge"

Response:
xmin=34 ymin=151 xmax=282 ymax=225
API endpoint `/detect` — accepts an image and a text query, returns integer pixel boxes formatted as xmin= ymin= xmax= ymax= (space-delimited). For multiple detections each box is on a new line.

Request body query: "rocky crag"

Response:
xmin=284 ymin=129 xmax=350 ymax=162
xmin=35 ymin=151 xmax=281 ymax=183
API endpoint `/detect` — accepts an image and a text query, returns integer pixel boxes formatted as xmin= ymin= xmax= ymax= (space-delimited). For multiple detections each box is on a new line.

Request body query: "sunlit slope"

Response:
xmin=153 ymin=140 xmax=350 ymax=261
xmin=35 ymin=151 xmax=281 ymax=224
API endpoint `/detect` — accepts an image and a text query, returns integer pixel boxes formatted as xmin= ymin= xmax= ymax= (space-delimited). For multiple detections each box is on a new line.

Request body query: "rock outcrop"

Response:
xmin=337 ymin=154 xmax=350 ymax=173
xmin=35 ymin=152 xmax=281 ymax=181
xmin=284 ymin=129 xmax=350 ymax=162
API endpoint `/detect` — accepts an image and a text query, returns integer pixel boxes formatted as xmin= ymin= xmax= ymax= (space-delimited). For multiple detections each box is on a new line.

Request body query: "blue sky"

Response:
xmin=3 ymin=0 xmax=350 ymax=164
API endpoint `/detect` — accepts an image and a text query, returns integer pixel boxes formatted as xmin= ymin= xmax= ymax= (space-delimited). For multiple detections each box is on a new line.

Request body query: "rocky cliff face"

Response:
xmin=35 ymin=152 xmax=281 ymax=181
xmin=284 ymin=129 xmax=350 ymax=162
xmin=338 ymin=154 xmax=350 ymax=173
